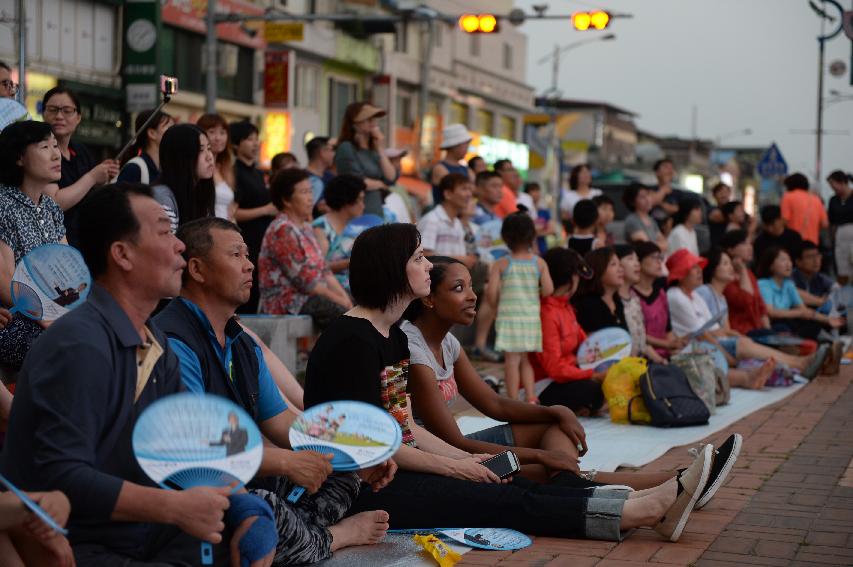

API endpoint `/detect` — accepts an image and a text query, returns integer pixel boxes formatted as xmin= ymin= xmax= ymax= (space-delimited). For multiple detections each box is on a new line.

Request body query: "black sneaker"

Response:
xmin=695 ymin=433 xmax=742 ymax=510
xmin=803 ymin=343 xmax=830 ymax=380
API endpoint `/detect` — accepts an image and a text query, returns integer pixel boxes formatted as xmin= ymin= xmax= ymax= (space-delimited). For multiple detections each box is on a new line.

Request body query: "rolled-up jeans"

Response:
xmin=347 ymin=470 xmax=628 ymax=541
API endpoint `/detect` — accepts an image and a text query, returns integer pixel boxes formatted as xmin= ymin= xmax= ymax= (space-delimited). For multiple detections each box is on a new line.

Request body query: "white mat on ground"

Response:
xmin=457 ymin=380 xmax=806 ymax=472
xmin=317 ymin=534 xmax=469 ymax=566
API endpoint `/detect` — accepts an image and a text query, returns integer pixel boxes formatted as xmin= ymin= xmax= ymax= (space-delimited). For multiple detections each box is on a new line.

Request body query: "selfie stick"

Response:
xmin=114 ymin=90 xmax=173 ymax=166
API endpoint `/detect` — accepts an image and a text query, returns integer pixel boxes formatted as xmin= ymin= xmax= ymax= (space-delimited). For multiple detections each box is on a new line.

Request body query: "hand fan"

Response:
xmin=0 ymin=474 xmax=68 ymax=536
xmin=286 ymin=400 xmax=401 ymax=503
xmin=10 ymin=244 xmax=91 ymax=321
xmin=388 ymin=528 xmax=532 ymax=551
xmin=577 ymin=327 xmax=632 ymax=372
xmin=0 ymin=98 xmax=30 ymax=132
xmin=342 ymin=214 xmax=384 ymax=240
xmin=133 ymin=393 xmax=263 ymax=565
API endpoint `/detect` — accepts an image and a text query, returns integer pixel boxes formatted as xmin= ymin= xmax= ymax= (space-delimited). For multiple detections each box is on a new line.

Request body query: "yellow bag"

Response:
xmin=602 ymin=357 xmax=652 ymax=424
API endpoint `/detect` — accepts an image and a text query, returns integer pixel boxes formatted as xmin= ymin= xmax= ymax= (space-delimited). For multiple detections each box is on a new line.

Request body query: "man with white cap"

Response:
xmin=430 ymin=123 xmax=475 ymax=205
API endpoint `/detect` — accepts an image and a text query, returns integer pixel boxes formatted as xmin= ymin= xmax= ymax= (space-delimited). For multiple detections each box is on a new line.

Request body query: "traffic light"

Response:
xmin=572 ymin=10 xmax=610 ymax=31
xmin=458 ymin=14 xmax=500 ymax=34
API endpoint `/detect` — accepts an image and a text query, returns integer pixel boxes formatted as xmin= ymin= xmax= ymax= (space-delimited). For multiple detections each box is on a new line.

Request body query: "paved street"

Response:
xmin=457 ymin=365 xmax=853 ymax=566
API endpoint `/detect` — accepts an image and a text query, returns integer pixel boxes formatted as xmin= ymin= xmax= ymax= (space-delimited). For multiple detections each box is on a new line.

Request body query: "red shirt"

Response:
xmin=723 ymin=270 xmax=767 ymax=334
xmin=530 ymin=295 xmax=595 ymax=383
xmin=493 ymin=185 xmax=518 ymax=218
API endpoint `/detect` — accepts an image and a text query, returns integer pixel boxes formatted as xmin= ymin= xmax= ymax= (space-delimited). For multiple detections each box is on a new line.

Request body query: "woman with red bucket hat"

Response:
xmin=666 ymin=248 xmax=779 ymax=389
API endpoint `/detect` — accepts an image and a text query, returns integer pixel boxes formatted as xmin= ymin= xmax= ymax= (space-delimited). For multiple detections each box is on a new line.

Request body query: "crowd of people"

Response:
xmin=0 ymin=80 xmax=851 ymax=566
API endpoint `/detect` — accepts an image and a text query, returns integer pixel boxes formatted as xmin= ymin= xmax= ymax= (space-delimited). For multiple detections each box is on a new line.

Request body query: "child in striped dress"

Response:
xmin=486 ymin=213 xmax=554 ymax=403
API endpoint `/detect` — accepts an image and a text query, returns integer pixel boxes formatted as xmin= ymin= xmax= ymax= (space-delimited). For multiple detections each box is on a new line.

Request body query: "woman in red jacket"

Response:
xmin=530 ymin=248 xmax=607 ymax=415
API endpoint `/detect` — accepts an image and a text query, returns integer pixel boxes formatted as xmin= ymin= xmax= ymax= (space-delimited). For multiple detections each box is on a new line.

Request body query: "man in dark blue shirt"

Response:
xmin=154 ymin=217 xmax=395 ymax=565
xmin=1 ymin=184 xmax=241 ymax=566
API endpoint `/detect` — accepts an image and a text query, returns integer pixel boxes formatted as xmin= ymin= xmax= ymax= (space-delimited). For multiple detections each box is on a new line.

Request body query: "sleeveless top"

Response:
xmin=634 ymin=283 xmax=670 ymax=356
xmin=431 ymin=160 xmax=470 ymax=204
xmin=495 ymin=258 xmax=543 ymax=352
xmin=214 ymin=180 xmax=234 ymax=220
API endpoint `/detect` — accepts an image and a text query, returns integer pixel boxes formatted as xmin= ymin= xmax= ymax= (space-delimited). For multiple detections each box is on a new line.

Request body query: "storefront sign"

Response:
xmin=264 ymin=51 xmax=289 ymax=107
xmin=265 ymin=22 xmax=304 ymax=43
xmin=124 ymin=0 xmax=160 ymax=112
xmin=260 ymin=112 xmax=291 ymax=167
xmin=470 ymin=135 xmax=530 ymax=173
xmin=162 ymin=0 xmax=266 ymax=50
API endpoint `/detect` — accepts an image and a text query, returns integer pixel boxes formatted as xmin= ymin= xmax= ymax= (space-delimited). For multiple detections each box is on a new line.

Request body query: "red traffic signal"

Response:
xmin=459 ymin=14 xmax=500 ymax=34
xmin=572 ymin=10 xmax=610 ymax=31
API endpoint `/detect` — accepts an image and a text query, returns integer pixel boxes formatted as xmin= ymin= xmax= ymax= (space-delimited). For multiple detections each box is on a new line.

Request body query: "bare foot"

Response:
xmin=329 ymin=510 xmax=390 ymax=552
xmin=526 ymin=396 xmax=540 ymax=405
xmin=748 ymin=358 xmax=775 ymax=389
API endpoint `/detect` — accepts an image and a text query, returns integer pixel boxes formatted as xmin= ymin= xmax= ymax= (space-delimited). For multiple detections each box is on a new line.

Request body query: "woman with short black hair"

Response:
xmin=0 ymin=121 xmax=66 ymax=370
xmin=304 ymin=224 xmax=717 ymax=543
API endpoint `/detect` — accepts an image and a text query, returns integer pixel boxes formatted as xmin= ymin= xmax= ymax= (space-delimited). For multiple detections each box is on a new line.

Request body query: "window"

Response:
xmin=295 ymin=64 xmax=320 ymax=109
xmin=475 ymin=109 xmax=493 ymax=136
xmin=499 ymin=116 xmax=516 ymax=140
xmin=328 ymin=77 xmax=358 ymax=136
xmin=470 ymin=34 xmax=480 ymax=57
xmin=395 ymin=22 xmax=409 ymax=53
xmin=450 ymin=101 xmax=468 ymax=127
xmin=396 ymin=93 xmax=414 ymax=127
xmin=503 ymin=43 xmax=513 ymax=70
xmin=163 ymin=26 xmax=254 ymax=104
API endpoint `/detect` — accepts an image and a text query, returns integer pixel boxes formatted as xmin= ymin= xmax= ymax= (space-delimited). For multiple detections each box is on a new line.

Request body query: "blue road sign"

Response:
xmin=756 ymin=143 xmax=788 ymax=178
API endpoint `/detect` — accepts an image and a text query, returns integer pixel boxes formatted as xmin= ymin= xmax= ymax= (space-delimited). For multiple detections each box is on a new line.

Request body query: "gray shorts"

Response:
xmin=464 ymin=424 xmax=515 ymax=446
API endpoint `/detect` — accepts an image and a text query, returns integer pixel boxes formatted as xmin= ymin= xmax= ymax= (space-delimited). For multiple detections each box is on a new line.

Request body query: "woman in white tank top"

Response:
xmin=197 ymin=113 xmax=236 ymax=220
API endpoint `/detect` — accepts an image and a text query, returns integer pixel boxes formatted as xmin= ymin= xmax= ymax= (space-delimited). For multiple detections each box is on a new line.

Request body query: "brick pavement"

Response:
xmin=457 ymin=366 xmax=853 ymax=566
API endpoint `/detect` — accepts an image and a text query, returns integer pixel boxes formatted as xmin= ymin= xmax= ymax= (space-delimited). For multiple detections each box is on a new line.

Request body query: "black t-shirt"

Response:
xmin=59 ymin=141 xmax=96 ymax=247
xmin=233 ymin=160 xmax=272 ymax=257
xmin=568 ymin=236 xmax=595 ymax=256
xmin=303 ymin=315 xmax=416 ymax=446
xmin=754 ymin=228 xmax=803 ymax=265
xmin=572 ymin=293 xmax=627 ymax=334
xmin=828 ymin=194 xmax=853 ymax=227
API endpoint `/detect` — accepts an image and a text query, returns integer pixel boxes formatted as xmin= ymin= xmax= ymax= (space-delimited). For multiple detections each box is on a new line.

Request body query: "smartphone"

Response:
xmin=160 ymin=75 xmax=179 ymax=96
xmin=481 ymin=451 xmax=520 ymax=479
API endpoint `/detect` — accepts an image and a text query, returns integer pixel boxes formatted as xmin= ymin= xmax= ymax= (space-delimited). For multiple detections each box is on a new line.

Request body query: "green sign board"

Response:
xmin=123 ymin=0 xmax=160 ymax=112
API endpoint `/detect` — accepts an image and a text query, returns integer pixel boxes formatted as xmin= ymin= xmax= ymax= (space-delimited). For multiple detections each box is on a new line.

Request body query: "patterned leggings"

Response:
xmin=0 ymin=314 xmax=42 ymax=370
xmin=250 ymin=473 xmax=361 ymax=566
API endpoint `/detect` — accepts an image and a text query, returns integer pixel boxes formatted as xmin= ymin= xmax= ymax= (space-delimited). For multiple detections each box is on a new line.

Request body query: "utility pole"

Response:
xmin=17 ymin=0 xmax=25 ymax=102
xmin=205 ymin=0 xmax=217 ymax=114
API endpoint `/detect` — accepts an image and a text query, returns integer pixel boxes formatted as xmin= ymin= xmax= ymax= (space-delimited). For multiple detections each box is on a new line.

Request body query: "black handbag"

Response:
xmin=639 ymin=364 xmax=710 ymax=427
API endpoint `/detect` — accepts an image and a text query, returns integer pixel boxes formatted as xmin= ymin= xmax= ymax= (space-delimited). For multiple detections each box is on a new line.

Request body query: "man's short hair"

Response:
xmin=305 ymin=136 xmax=330 ymax=161
xmin=78 ymin=183 xmax=154 ymax=278
xmin=572 ymin=200 xmax=599 ymax=229
xmin=760 ymin=204 xmax=782 ymax=225
xmin=271 ymin=152 xmax=298 ymax=171
xmin=524 ymin=182 xmax=541 ymax=194
xmin=270 ymin=168 xmax=312 ymax=209
xmin=475 ymin=170 xmax=501 ymax=186
xmin=0 ymin=60 xmax=10 ymax=72
xmin=711 ymin=182 xmax=730 ymax=196
xmin=229 ymin=120 xmax=259 ymax=146
xmin=439 ymin=173 xmax=470 ymax=197
xmin=796 ymin=239 xmax=819 ymax=260
xmin=349 ymin=224 xmax=421 ymax=311
xmin=493 ymin=159 xmax=513 ymax=173
xmin=721 ymin=200 xmax=741 ymax=219
xmin=592 ymin=194 xmax=614 ymax=208
xmin=719 ymin=229 xmax=748 ymax=250
xmin=653 ymin=158 xmax=673 ymax=172
xmin=784 ymin=172 xmax=809 ymax=192
xmin=177 ymin=217 xmax=242 ymax=274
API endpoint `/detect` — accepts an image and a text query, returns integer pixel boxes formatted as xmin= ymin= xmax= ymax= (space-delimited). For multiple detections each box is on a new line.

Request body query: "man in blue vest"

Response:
xmin=154 ymin=217 xmax=396 ymax=565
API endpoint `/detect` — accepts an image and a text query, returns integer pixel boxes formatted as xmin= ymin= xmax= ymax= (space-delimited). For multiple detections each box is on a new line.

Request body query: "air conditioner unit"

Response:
xmin=219 ymin=44 xmax=239 ymax=77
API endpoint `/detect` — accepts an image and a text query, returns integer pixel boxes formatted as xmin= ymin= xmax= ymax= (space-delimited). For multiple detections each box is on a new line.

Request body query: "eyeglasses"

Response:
xmin=0 ymin=80 xmax=18 ymax=94
xmin=43 ymin=105 xmax=78 ymax=117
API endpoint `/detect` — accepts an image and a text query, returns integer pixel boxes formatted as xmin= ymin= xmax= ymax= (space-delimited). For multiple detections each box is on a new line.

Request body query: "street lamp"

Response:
xmin=537 ymin=33 xmax=616 ymax=99
xmin=536 ymin=33 xmax=616 ymax=241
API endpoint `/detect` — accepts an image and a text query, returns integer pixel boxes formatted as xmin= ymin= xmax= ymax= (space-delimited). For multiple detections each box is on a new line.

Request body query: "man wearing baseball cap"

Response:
xmin=430 ymin=123 xmax=474 ymax=205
